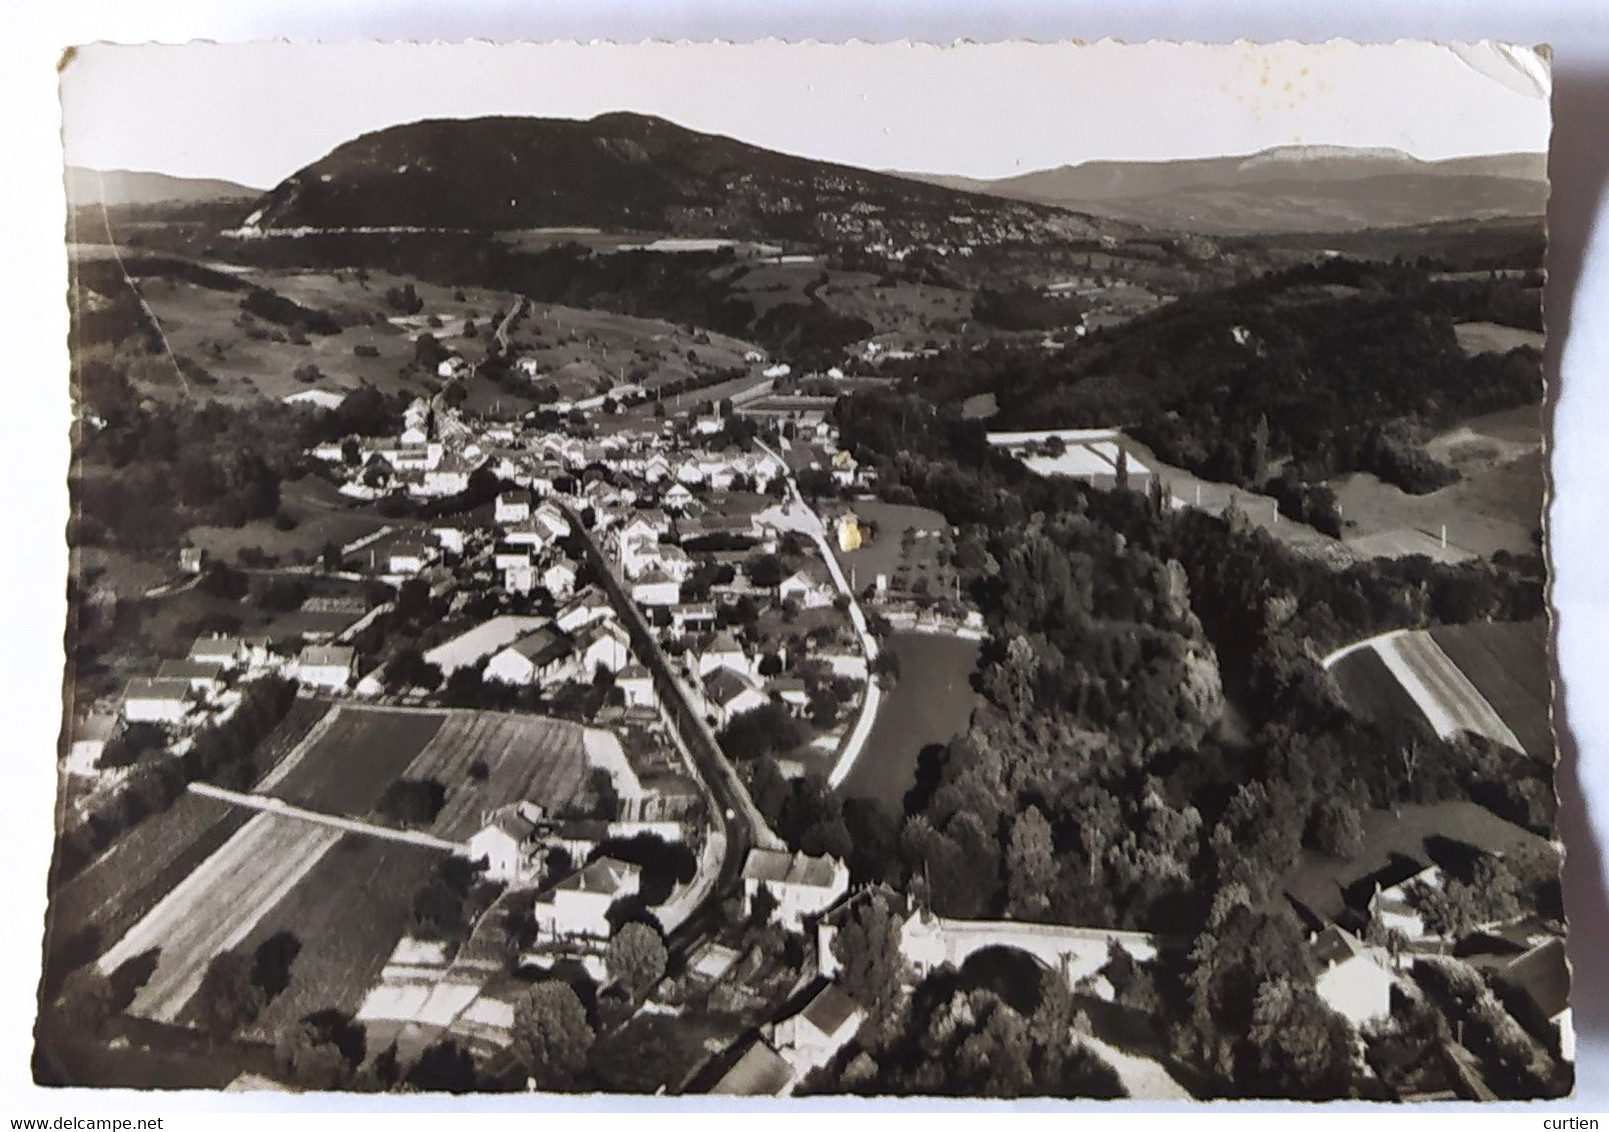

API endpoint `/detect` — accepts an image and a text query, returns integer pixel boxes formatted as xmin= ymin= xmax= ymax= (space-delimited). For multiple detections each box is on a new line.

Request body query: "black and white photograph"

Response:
xmin=36 ymin=38 xmax=1570 ymax=1101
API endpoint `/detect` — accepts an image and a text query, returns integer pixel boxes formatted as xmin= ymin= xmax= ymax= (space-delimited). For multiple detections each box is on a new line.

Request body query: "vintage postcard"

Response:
xmin=42 ymin=40 xmax=1562 ymax=1100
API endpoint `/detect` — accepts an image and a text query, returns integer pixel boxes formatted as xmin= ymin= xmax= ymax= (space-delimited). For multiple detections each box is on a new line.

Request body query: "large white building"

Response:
xmin=741 ymin=849 xmax=850 ymax=931
xmin=297 ymin=645 xmax=356 ymax=691
xmin=531 ymin=856 xmax=642 ymax=940
xmin=123 ymin=677 xmax=194 ymax=724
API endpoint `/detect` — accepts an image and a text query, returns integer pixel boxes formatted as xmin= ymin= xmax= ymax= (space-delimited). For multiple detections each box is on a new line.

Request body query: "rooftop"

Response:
xmin=711 ymin=1041 xmax=794 ymax=1096
xmin=555 ymin=856 xmax=641 ymax=898
xmin=742 ymin=848 xmax=843 ymax=889
xmin=799 ymin=982 xmax=863 ymax=1038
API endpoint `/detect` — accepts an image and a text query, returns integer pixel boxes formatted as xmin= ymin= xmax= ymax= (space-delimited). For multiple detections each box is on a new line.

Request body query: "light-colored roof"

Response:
xmin=125 ymin=677 xmax=191 ymax=702
xmin=619 ymin=664 xmax=653 ymax=681
xmin=299 ymin=645 xmax=355 ymax=668
xmin=556 ymin=856 xmax=640 ymax=897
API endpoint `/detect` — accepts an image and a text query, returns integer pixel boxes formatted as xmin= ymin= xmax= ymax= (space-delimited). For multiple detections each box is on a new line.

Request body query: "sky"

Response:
xmin=58 ymin=40 xmax=1553 ymax=190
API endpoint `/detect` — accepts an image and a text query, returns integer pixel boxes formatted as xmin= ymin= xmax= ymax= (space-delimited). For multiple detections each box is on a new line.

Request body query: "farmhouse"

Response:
xmin=574 ymin=620 xmax=632 ymax=678
xmin=123 ymin=677 xmax=194 ymax=725
xmin=704 ymin=667 xmax=768 ymax=727
xmin=772 ymin=983 xmax=866 ymax=1075
xmin=1495 ymin=937 xmax=1573 ymax=1062
xmin=531 ymin=856 xmax=642 ymax=940
xmin=468 ymin=802 xmax=548 ymax=883
xmin=423 ymin=615 xmax=548 ymax=676
xmin=188 ymin=635 xmax=245 ymax=669
xmin=617 ymin=665 xmax=656 ymax=710
xmin=1310 ymin=925 xmax=1396 ymax=1028
xmin=495 ymin=490 xmax=533 ymax=524
xmin=631 ymin=568 xmax=682 ymax=607
xmin=741 ymin=848 xmax=850 ymax=930
xmin=711 ymin=1040 xmax=795 ymax=1097
xmin=486 ymin=626 xmax=574 ymax=686
xmin=297 ymin=645 xmax=357 ymax=691
xmin=556 ymin=587 xmax=614 ymax=634
xmin=778 ymin=563 xmax=837 ymax=610
xmin=156 ymin=658 xmax=226 ymax=696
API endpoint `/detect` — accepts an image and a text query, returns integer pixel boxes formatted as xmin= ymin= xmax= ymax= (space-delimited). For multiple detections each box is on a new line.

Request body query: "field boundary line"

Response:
xmin=189 ymin=782 xmax=464 ymax=852
xmin=253 ymin=703 xmax=341 ymax=793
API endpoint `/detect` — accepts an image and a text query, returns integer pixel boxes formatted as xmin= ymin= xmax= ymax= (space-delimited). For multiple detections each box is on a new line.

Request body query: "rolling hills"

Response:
xmin=904 ymin=145 xmax=1547 ymax=235
xmin=65 ymin=167 xmax=260 ymax=207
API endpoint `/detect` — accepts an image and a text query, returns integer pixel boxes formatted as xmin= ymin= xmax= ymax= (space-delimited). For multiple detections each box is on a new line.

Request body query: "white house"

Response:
xmin=556 ymin=587 xmax=615 ymax=634
xmin=494 ymin=541 xmax=536 ymax=572
xmin=741 ymin=848 xmax=850 ymax=931
xmin=703 ymin=667 xmax=769 ymax=727
xmin=778 ymin=563 xmax=837 ymax=610
xmin=123 ymin=677 xmax=193 ymax=725
xmin=282 ymin=388 xmax=348 ymax=411
xmin=772 ymin=983 xmax=866 ymax=1075
xmin=485 ymin=627 xmax=574 ymax=687
xmin=386 ymin=533 xmax=436 ymax=576
xmin=1310 ymin=926 xmax=1396 ymax=1028
xmin=662 ymin=482 xmax=695 ymax=512
xmin=496 ymin=490 xmax=533 ymax=524
xmin=617 ymin=664 xmax=656 ymax=710
xmin=468 ymin=801 xmax=548 ymax=883
xmin=531 ymin=856 xmax=642 ymax=940
xmin=297 ymin=645 xmax=356 ymax=691
xmin=543 ymin=557 xmax=580 ymax=601
xmin=533 ymin=502 xmax=572 ymax=541
xmin=432 ymin=524 xmax=469 ymax=556
xmin=631 ymin=569 xmax=681 ymax=608
xmin=696 ymin=630 xmax=751 ymax=680
xmin=574 ymin=621 xmax=632 ymax=678
xmin=1369 ymin=865 xmax=1448 ymax=945
xmin=188 ymin=635 xmax=245 ymax=670
xmin=501 ymin=519 xmax=550 ymax=550
xmin=504 ymin=561 xmax=537 ymax=596
xmin=670 ymin=603 xmax=718 ymax=638
xmin=156 ymin=659 xmax=226 ymax=697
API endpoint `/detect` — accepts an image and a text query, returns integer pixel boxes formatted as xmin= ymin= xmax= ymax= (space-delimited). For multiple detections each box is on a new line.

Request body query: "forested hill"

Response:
xmin=242 ymin=112 xmax=1104 ymax=249
xmin=922 ymin=258 xmax=1543 ymax=494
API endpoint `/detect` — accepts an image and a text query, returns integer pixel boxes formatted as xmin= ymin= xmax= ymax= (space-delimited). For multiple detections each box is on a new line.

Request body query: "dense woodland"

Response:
xmin=751 ymin=380 xmax=1554 ymax=1098
xmin=895 ymin=258 xmax=1542 ymax=502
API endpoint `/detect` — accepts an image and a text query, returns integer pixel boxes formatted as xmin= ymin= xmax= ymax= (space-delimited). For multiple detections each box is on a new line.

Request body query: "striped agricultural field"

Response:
xmin=397 ymin=710 xmax=590 ymax=842
xmin=1329 ymin=621 xmax=1548 ymax=758
xmin=95 ymin=811 xmax=344 ymax=1023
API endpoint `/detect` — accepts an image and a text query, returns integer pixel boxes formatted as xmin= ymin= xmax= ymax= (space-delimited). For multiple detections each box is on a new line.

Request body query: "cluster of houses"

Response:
xmin=1282 ymin=801 xmax=1571 ymax=1064
xmin=118 ymin=635 xmax=359 ymax=729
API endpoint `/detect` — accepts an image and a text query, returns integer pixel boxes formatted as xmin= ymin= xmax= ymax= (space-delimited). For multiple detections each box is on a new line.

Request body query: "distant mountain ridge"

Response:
xmin=901 ymin=145 xmax=1548 ymax=234
xmin=237 ymin=112 xmax=1105 ymax=247
xmin=65 ymin=167 xmax=260 ymax=207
